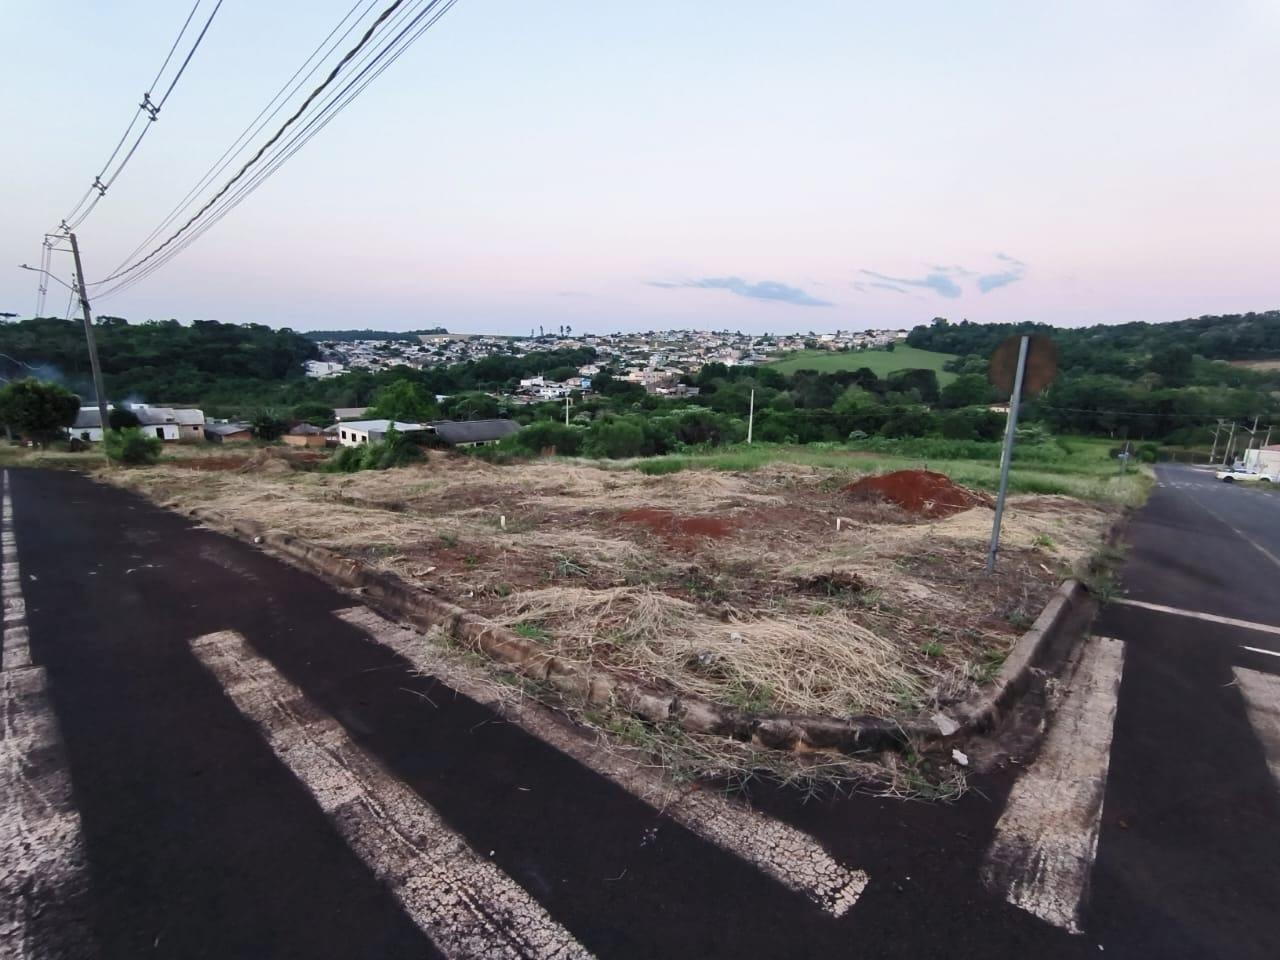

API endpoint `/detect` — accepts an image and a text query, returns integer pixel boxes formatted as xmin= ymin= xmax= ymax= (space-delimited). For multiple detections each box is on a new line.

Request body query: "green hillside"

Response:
xmin=768 ymin=345 xmax=958 ymax=383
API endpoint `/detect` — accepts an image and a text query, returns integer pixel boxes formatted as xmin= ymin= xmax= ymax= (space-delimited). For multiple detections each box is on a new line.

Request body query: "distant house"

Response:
xmin=130 ymin=403 xmax=207 ymax=442
xmin=65 ymin=402 xmax=205 ymax=443
xmin=172 ymin=408 xmax=205 ymax=442
xmin=304 ymin=360 xmax=346 ymax=378
xmin=68 ymin=408 xmax=106 ymax=443
xmin=283 ymin=423 xmax=328 ymax=448
xmin=336 ymin=419 xmax=427 ymax=447
xmin=204 ymin=422 xmax=253 ymax=443
xmin=427 ymin=419 xmax=520 ymax=448
xmin=333 ymin=407 xmax=370 ymax=422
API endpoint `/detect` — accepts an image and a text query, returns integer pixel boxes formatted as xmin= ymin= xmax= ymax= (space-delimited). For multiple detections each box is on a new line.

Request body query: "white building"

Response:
xmin=1241 ymin=444 xmax=1280 ymax=477
xmin=305 ymin=360 xmax=346 ymax=378
xmin=336 ymin=419 xmax=426 ymax=447
xmin=66 ymin=402 xmax=205 ymax=443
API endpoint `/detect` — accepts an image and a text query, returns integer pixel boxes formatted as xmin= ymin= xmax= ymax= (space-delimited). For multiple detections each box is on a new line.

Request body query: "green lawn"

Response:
xmin=768 ymin=345 xmax=958 ymax=383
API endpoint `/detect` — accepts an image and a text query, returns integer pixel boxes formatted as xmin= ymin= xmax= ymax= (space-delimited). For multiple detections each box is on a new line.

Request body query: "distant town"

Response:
xmin=305 ymin=327 xmax=910 ymax=403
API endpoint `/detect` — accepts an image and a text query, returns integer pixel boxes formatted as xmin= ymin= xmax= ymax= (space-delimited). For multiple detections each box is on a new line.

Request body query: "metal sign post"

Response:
xmin=986 ymin=335 xmax=1029 ymax=573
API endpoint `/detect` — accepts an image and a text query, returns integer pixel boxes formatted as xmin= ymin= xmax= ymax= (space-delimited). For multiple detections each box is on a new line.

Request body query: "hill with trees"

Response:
xmin=0 ymin=317 xmax=317 ymax=404
xmin=906 ymin=312 xmax=1280 ymax=442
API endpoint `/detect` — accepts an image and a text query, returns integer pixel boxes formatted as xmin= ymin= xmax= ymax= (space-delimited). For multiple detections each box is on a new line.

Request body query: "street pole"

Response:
xmin=747 ymin=388 xmax=754 ymax=445
xmin=564 ymin=394 xmax=570 ymax=427
xmin=1225 ymin=421 xmax=1236 ymax=466
xmin=987 ymin=334 xmax=1028 ymax=573
xmin=67 ymin=233 xmax=109 ymax=439
xmin=1209 ymin=420 xmax=1222 ymax=464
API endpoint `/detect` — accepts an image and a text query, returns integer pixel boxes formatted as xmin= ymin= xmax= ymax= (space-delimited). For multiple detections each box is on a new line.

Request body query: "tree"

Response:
xmin=292 ymin=402 xmax=335 ymax=427
xmin=365 ymin=380 xmax=436 ymax=423
xmin=1149 ymin=345 xmax=1193 ymax=387
xmin=939 ymin=373 xmax=992 ymax=408
xmin=108 ymin=407 xmax=141 ymax=430
xmin=833 ymin=385 xmax=876 ymax=414
xmin=885 ymin=369 xmax=940 ymax=404
xmin=0 ymin=379 xmax=80 ymax=445
xmin=251 ymin=411 xmax=288 ymax=440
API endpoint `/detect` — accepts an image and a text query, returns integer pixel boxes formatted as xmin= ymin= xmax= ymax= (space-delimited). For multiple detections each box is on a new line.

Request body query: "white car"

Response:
xmin=1216 ymin=469 xmax=1274 ymax=483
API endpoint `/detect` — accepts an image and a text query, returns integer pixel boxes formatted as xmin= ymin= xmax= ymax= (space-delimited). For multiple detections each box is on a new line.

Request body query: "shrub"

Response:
xmin=324 ymin=427 xmax=421 ymax=473
xmin=510 ymin=420 xmax=582 ymax=456
xmin=583 ymin=415 xmax=674 ymax=459
xmin=878 ymin=408 xmax=936 ymax=438
xmin=104 ymin=427 xmax=162 ymax=465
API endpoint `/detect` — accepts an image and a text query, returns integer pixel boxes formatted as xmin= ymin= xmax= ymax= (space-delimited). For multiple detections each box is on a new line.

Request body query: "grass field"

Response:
xmin=768 ymin=345 xmax=958 ymax=383
xmin=627 ymin=436 xmax=1152 ymax=506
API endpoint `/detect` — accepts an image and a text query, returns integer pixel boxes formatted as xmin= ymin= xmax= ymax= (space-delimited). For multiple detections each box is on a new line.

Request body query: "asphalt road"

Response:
xmin=1090 ymin=463 xmax=1280 ymax=960
xmin=2 ymin=465 xmax=1279 ymax=959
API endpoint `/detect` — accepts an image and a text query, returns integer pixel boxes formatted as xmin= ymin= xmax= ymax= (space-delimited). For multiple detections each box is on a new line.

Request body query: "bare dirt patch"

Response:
xmin=616 ymin=508 xmax=737 ymax=545
xmin=844 ymin=469 xmax=992 ymax=519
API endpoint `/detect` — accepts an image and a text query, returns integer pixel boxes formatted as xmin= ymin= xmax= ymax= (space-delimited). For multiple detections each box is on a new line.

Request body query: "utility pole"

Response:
xmin=564 ymin=394 xmax=570 ymax=426
xmin=1209 ymin=419 xmax=1224 ymax=464
xmin=1224 ymin=421 xmax=1237 ymax=466
xmin=68 ymin=233 xmax=110 ymax=439
xmin=747 ymin=388 xmax=754 ymax=445
xmin=987 ymin=335 xmax=1029 ymax=573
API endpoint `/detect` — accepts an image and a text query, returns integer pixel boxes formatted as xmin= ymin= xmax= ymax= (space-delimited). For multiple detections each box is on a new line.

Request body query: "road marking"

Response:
xmin=1 ymin=471 xmax=94 ymax=958
xmin=982 ymin=635 xmax=1125 ymax=935
xmin=1233 ymin=667 xmax=1280 ymax=788
xmin=336 ymin=605 xmax=870 ymax=917
xmin=189 ymin=629 xmax=595 ymax=960
xmin=1111 ymin=598 xmax=1280 ymax=637
xmin=1243 ymin=646 xmax=1280 ymax=659
xmin=1175 ymin=485 xmax=1280 ymax=573
xmin=1 ymin=473 xmax=30 ymax=671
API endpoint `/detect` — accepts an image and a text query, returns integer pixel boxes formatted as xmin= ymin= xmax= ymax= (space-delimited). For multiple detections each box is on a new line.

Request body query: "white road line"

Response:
xmin=1 ymin=472 xmax=31 ymax=671
xmin=189 ymin=630 xmax=595 ymax=960
xmin=982 ymin=635 xmax=1126 ymax=935
xmin=1174 ymin=485 xmax=1280 ymax=573
xmin=1 ymin=470 xmax=94 ymax=958
xmin=1233 ymin=666 xmax=1280 ymax=788
xmin=335 ymin=606 xmax=870 ymax=917
xmin=1112 ymin=598 xmax=1280 ymax=637
xmin=1243 ymin=646 xmax=1280 ymax=659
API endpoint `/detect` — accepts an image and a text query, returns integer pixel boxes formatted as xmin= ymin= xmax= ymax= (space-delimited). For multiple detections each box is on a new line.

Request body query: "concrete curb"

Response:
xmin=186 ymin=505 xmax=1088 ymax=756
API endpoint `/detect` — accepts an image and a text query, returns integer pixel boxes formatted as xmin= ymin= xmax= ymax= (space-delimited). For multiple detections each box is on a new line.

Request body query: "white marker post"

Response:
xmin=986 ymin=335 xmax=1029 ymax=573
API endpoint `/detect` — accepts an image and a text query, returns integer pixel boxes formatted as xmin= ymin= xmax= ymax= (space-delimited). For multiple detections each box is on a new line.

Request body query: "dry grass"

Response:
xmin=102 ymin=450 xmax=1115 ymax=728
xmin=495 ymin=585 xmax=925 ymax=716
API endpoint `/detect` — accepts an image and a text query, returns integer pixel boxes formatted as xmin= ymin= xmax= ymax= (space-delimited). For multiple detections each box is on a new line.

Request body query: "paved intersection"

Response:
xmin=2 ymin=465 xmax=1278 ymax=958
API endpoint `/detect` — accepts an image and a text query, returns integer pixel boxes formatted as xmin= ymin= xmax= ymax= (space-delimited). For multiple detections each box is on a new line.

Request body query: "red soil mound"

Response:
xmin=617 ymin=508 xmax=735 ymax=542
xmin=844 ymin=469 xmax=988 ymax=519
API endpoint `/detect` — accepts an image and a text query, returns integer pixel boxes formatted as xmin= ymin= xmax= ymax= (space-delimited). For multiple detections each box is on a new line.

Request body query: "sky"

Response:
xmin=3 ymin=0 xmax=1278 ymax=335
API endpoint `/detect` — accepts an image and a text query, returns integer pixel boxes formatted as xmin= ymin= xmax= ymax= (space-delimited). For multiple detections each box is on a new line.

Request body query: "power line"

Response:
xmin=103 ymin=0 xmax=380 ymax=282
xmin=56 ymin=0 xmax=224 ymax=234
xmin=94 ymin=0 xmax=460 ymax=298
xmin=101 ymin=0 xmax=459 ymax=299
